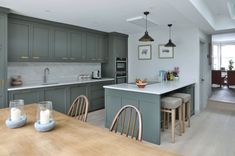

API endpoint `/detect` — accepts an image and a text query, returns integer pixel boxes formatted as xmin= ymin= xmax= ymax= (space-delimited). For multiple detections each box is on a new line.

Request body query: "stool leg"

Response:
xmin=178 ymin=106 xmax=182 ymax=136
xmin=166 ymin=112 xmax=169 ymax=129
xmin=163 ymin=111 xmax=165 ymax=131
xmin=171 ymin=109 xmax=176 ymax=143
xmin=188 ymin=100 xmax=191 ymax=127
xmin=182 ymin=103 xmax=185 ymax=133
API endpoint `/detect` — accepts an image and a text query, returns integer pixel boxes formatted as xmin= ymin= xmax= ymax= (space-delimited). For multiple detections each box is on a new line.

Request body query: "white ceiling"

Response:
xmin=0 ymin=0 xmax=233 ymax=34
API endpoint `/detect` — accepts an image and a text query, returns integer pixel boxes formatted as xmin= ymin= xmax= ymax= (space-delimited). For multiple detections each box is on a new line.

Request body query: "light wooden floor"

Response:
xmin=87 ymin=100 xmax=235 ymax=156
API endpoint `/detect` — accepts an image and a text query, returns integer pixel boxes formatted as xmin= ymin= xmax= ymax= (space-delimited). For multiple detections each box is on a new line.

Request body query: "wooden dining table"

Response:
xmin=0 ymin=104 xmax=181 ymax=156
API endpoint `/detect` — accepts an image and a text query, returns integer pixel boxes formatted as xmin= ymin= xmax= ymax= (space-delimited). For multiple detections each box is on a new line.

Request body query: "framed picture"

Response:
xmin=158 ymin=44 xmax=174 ymax=59
xmin=138 ymin=45 xmax=152 ymax=60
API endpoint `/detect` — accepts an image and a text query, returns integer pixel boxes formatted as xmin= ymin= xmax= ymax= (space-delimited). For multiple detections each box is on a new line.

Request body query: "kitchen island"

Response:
xmin=104 ymin=80 xmax=195 ymax=145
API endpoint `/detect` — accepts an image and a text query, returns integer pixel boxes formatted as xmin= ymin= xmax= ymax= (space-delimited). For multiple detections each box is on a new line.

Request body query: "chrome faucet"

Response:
xmin=43 ymin=67 xmax=50 ymax=83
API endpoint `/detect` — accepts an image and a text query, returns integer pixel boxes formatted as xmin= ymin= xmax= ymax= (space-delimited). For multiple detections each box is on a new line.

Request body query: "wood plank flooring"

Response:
xmin=87 ymin=100 xmax=235 ymax=156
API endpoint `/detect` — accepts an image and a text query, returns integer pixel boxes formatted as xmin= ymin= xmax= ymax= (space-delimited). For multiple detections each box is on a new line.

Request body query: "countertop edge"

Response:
xmin=8 ymin=78 xmax=115 ymax=91
xmin=103 ymin=81 xmax=196 ymax=95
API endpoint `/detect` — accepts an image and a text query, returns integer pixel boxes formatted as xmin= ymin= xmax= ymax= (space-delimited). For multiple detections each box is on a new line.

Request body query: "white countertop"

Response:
xmin=103 ymin=80 xmax=195 ymax=95
xmin=8 ymin=78 xmax=115 ymax=91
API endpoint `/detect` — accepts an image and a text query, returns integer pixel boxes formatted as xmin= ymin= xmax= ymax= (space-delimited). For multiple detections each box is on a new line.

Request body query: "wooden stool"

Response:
xmin=171 ymin=93 xmax=191 ymax=133
xmin=161 ymin=97 xmax=183 ymax=143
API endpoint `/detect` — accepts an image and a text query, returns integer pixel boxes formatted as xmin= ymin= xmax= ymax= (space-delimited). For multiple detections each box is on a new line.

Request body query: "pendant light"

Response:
xmin=165 ymin=24 xmax=176 ymax=47
xmin=139 ymin=11 xmax=154 ymax=42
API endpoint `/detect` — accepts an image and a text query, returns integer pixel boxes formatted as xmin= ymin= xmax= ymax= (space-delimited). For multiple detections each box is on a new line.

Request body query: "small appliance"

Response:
xmin=92 ymin=70 xmax=101 ymax=79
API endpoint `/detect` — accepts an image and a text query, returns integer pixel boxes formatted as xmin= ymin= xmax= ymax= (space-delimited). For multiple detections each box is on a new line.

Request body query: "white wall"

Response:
xmin=8 ymin=62 xmax=101 ymax=85
xmin=128 ymin=26 xmax=210 ymax=113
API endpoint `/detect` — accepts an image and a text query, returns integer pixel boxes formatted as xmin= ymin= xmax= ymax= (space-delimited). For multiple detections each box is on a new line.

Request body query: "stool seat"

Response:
xmin=161 ymin=97 xmax=182 ymax=109
xmin=171 ymin=93 xmax=191 ymax=103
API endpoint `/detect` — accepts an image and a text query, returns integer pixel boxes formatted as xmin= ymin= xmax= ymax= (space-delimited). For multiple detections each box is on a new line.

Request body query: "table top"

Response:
xmin=104 ymin=79 xmax=195 ymax=95
xmin=0 ymin=104 xmax=181 ymax=156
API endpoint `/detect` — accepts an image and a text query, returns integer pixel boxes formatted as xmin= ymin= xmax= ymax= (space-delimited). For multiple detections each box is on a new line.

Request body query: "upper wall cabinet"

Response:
xmin=8 ymin=19 xmax=31 ymax=61
xmin=8 ymin=15 xmax=111 ymax=63
xmin=53 ymin=28 xmax=69 ymax=60
xmin=32 ymin=24 xmax=51 ymax=60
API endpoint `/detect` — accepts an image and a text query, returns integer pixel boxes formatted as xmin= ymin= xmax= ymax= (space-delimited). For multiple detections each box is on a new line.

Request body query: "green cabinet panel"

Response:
xmin=69 ymin=31 xmax=85 ymax=60
xmin=86 ymin=32 xmax=97 ymax=61
xmin=68 ymin=85 xmax=87 ymax=112
xmin=114 ymin=37 xmax=127 ymax=58
xmin=0 ymin=12 xmax=8 ymax=108
xmin=8 ymin=19 xmax=31 ymax=61
xmin=32 ymin=24 xmax=51 ymax=60
xmin=53 ymin=28 xmax=68 ymax=60
xmin=97 ymin=35 xmax=108 ymax=62
xmin=8 ymin=89 xmax=44 ymax=105
xmin=44 ymin=86 xmax=67 ymax=114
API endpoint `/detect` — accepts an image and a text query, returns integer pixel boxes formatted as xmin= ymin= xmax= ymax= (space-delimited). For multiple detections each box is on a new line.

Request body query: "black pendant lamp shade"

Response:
xmin=139 ymin=11 xmax=154 ymax=42
xmin=165 ymin=24 xmax=176 ymax=47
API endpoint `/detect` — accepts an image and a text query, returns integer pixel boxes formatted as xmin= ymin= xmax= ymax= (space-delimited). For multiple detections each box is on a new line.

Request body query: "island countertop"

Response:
xmin=103 ymin=80 xmax=195 ymax=95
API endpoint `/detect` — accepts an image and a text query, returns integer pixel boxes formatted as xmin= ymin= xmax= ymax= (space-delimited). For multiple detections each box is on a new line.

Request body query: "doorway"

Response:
xmin=200 ymin=41 xmax=211 ymax=111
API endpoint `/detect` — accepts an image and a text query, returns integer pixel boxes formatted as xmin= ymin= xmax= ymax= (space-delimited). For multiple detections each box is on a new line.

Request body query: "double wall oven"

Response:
xmin=115 ymin=57 xmax=127 ymax=84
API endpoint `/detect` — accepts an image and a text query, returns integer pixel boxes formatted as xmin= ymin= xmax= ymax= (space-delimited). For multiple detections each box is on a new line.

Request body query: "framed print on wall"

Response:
xmin=158 ymin=44 xmax=174 ymax=59
xmin=138 ymin=45 xmax=152 ymax=60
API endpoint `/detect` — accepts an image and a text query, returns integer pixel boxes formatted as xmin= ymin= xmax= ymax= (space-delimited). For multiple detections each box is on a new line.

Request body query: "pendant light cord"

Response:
xmin=146 ymin=14 xmax=147 ymax=32
xmin=169 ymin=26 xmax=171 ymax=39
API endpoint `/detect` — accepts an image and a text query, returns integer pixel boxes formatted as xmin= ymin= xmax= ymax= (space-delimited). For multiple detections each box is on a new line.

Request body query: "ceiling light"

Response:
xmin=165 ymin=24 xmax=176 ymax=47
xmin=139 ymin=11 xmax=154 ymax=42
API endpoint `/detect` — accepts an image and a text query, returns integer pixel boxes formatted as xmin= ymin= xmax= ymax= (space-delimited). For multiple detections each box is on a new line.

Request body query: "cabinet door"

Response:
xmin=68 ymin=85 xmax=87 ymax=112
xmin=8 ymin=20 xmax=31 ymax=61
xmin=8 ymin=89 xmax=44 ymax=105
xmin=86 ymin=32 xmax=97 ymax=61
xmin=53 ymin=28 xmax=68 ymax=60
xmin=32 ymin=24 xmax=51 ymax=60
xmin=44 ymin=86 xmax=67 ymax=114
xmin=70 ymin=31 xmax=86 ymax=61
xmin=114 ymin=37 xmax=127 ymax=58
xmin=97 ymin=35 xmax=108 ymax=62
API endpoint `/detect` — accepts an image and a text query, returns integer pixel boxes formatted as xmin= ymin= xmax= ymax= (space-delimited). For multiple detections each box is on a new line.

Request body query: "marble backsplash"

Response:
xmin=8 ymin=62 xmax=101 ymax=85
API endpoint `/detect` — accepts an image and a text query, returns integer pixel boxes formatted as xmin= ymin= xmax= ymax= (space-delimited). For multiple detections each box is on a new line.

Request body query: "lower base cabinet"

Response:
xmin=44 ymin=86 xmax=68 ymax=114
xmin=8 ymin=80 xmax=114 ymax=114
xmin=8 ymin=88 xmax=44 ymax=104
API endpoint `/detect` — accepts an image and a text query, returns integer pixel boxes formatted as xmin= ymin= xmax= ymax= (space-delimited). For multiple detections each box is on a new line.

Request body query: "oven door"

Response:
xmin=116 ymin=62 xmax=126 ymax=72
xmin=116 ymin=76 xmax=127 ymax=84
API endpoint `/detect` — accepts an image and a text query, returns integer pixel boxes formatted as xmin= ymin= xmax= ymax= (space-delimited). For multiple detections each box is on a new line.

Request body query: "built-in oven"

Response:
xmin=116 ymin=58 xmax=127 ymax=72
xmin=116 ymin=76 xmax=127 ymax=84
xmin=115 ymin=57 xmax=127 ymax=84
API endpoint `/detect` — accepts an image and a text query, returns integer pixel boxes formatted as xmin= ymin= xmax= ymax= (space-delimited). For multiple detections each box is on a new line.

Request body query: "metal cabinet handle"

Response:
xmin=20 ymin=56 xmax=29 ymax=59
xmin=70 ymin=58 xmax=75 ymax=60
xmin=33 ymin=56 xmax=40 ymax=59
xmin=62 ymin=57 xmax=68 ymax=60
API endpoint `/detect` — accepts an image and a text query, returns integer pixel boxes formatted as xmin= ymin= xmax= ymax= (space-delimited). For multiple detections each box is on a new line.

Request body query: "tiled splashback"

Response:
xmin=8 ymin=62 xmax=101 ymax=85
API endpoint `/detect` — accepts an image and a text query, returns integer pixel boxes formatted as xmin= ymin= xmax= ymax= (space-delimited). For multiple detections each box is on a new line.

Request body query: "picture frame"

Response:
xmin=158 ymin=44 xmax=174 ymax=59
xmin=138 ymin=45 xmax=152 ymax=60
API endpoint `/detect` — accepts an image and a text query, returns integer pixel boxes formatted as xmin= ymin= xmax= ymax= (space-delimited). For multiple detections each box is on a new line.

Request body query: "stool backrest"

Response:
xmin=67 ymin=95 xmax=89 ymax=122
xmin=110 ymin=105 xmax=142 ymax=141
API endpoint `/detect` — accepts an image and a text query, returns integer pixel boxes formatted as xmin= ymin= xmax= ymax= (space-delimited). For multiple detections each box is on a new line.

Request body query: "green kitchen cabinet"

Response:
xmin=88 ymin=81 xmax=114 ymax=111
xmin=0 ymin=9 xmax=9 ymax=108
xmin=53 ymin=28 xmax=69 ymax=60
xmin=44 ymin=86 xmax=68 ymax=114
xmin=68 ymin=84 xmax=88 ymax=112
xmin=69 ymin=31 xmax=86 ymax=61
xmin=8 ymin=89 xmax=44 ymax=105
xmin=86 ymin=32 xmax=97 ymax=61
xmin=8 ymin=19 xmax=31 ymax=61
xmin=32 ymin=24 xmax=51 ymax=60
xmin=97 ymin=35 xmax=108 ymax=62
